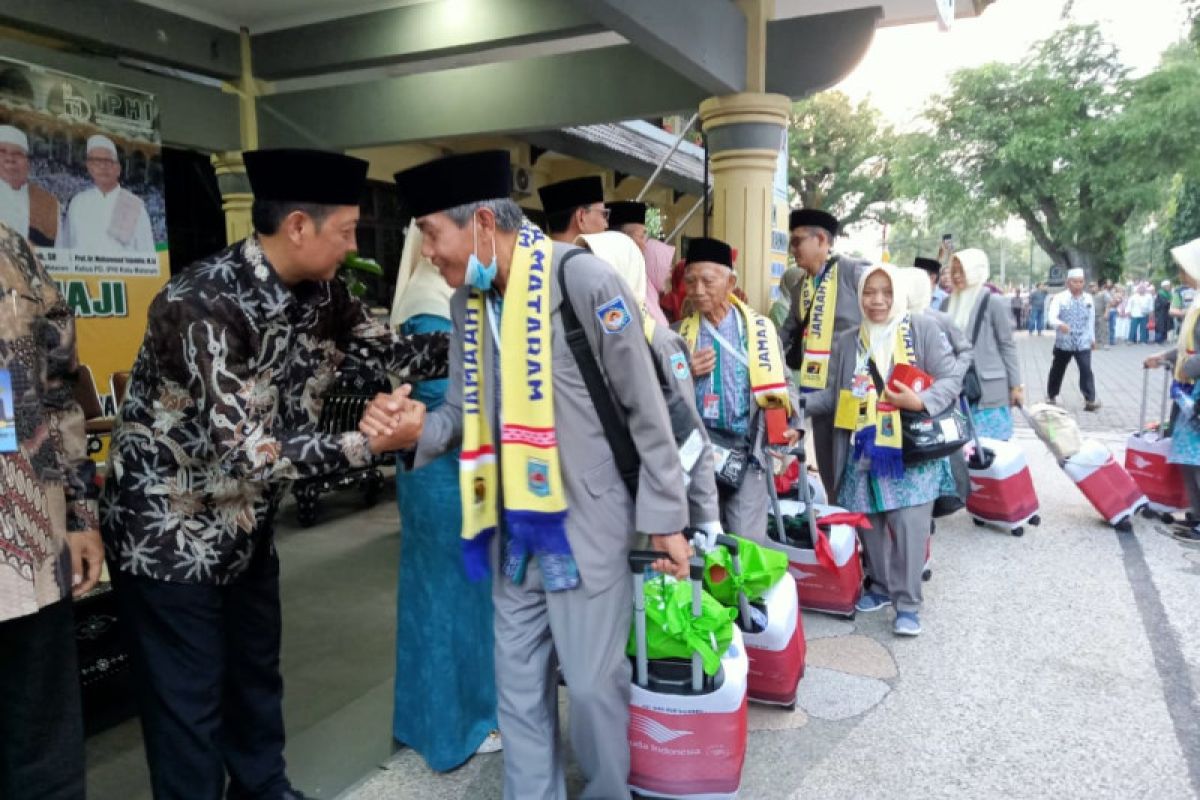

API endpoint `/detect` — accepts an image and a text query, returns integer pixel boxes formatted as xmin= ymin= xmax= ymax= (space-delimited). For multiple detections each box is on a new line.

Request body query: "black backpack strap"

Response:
xmin=970 ymin=292 xmax=990 ymax=345
xmin=557 ymin=248 xmax=641 ymax=498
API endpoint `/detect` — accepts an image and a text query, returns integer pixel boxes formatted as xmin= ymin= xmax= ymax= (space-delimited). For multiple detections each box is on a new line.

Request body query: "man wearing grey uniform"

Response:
xmin=779 ymin=209 xmax=869 ymax=497
xmin=378 ymin=151 xmax=690 ymax=800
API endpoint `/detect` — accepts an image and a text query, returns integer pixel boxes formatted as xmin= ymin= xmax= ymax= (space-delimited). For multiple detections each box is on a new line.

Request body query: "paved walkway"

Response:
xmin=341 ymin=333 xmax=1200 ymax=800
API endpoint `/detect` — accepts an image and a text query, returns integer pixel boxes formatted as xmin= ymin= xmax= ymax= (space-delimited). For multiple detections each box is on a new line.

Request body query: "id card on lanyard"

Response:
xmin=700 ymin=312 xmax=747 ymax=426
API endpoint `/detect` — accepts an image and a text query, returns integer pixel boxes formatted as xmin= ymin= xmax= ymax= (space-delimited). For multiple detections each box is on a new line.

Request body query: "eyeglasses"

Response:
xmin=591 ymin=206 xmax=611 ymax=220
xmin=86 ymin=157 xmax=119 ymax=167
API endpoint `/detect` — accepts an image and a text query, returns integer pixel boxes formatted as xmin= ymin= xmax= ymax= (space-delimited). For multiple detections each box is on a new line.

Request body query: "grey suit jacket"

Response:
xmin=417 ymin=242 xmax=688 ymax=595
xmin=779 ymin=254 xmax=870 ymax=402
xmin=925 ymin=308 xmax=973 ymax=383
xmin=941 ymin=292 xmax=1020 ymax=408
xmin=805 ymin=314 xmax=962 ymax=500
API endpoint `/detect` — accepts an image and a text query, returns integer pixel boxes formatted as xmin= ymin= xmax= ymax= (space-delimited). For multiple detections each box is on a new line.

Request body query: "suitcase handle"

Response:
xmin=629 ymin=552 xmax=706 ymax=692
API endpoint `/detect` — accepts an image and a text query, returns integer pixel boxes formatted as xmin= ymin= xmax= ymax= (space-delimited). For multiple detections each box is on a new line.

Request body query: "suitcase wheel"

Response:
xmin=1114 ymin=517 xmax=1134 ymax=533
xmin=1161 ymin=512 xmax=1177 ymax=525
xmin=921 ymin=568 xmax=932 ymax=582
xmin=1140 ymin=506 xmax=1160 ymax=520
xmin=1029 ymin=515 xmax=1041 ymax=526
xmin=1010 ymin=527 xmax=1025 ymax=538
xmin=972 ymin=518 xmax=986 ymax=527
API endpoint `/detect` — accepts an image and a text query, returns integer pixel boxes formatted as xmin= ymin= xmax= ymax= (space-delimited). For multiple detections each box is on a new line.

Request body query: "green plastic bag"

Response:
xmin=626 ymin=576 xmax=737 ymax=676
xmin=702 ymin=534 xmax=789 ymax=606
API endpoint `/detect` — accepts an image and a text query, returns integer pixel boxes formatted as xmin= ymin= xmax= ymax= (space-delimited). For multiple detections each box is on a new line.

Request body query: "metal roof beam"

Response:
xmin=257 ymin=45 xmax=708 ymax=150
xmin=251 ymin=0 xmax=603 ymax=81
xmin=0 ymin=0 xmax=240 ymax=79
xmin=573 ymin=0 xmax=747 ymax=96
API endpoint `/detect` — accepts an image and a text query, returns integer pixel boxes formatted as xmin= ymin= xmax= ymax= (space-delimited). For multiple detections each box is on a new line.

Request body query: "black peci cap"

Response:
xmin=244 ymin=149 xmax=369 ymax=206
xmin=393 ymin=150 xmax=512 ymax=218
xmin=538 ymin=176 xmax=604 ymax=216
xmin=685 ymin=236 xmax=733 ymax=268
xmin=914 ymin=256 xmax=942 ymax=275
xmin=607 ymin=200 xmax=647 ymax=229
xmin=788 ymin=208 xmax=839 ymax=237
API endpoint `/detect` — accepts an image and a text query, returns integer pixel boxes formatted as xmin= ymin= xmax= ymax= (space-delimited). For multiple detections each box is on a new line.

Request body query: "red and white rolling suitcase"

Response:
xmin=1022 ymin=406 xmax=1146 ymax=531
xmin=628 ymin=552 xmax=748 ymax=800
xmin=705 ymin=534 xmax=805 ymax=708
xmin=965 ymin=437 xmax=1041 ymax=536
xmin=764 ymin=445 xmax=864 ymax=618
xmin=1125 ymin=365 xmax=1189 ymax=522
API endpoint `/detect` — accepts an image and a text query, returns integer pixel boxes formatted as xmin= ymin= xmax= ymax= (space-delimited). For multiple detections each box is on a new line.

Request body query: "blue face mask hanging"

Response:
xmin=466 ymin=215 xmax=498 ymax=291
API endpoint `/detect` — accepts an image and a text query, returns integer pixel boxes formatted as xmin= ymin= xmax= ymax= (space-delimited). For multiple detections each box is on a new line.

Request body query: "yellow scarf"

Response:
xmin=797 ymin=258 xmax=838 ymax=390
xmin=460 ymin=223 xmax=569 ymax=582
xmin=679 ymin=295 xmax=792 ymax=413
xmin=1177 ymin=305 xmax=1200 ymax=383
xmin=849 ymin=316 xmax=915 ymax=479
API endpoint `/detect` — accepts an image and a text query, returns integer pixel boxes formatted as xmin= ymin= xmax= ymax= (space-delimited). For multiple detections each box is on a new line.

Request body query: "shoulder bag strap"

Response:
xmin=557 ymin=248 xmax=640 ymax=498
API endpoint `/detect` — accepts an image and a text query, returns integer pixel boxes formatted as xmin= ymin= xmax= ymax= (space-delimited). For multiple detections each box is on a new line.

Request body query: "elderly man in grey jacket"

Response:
xmin=371 ymin=151 xmax=690 ymax=800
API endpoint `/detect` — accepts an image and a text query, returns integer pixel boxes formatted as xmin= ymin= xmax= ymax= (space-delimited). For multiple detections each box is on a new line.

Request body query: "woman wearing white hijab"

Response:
xmin=575 ymin=231 xmax=723 ymax=541
xmin=1146 ymin=237 xmax=1200 ymax=542
xmin=806 ymin=264 xmax=962 ymax=636
xmin=943 ymin=248 xmax=1022 ymax=440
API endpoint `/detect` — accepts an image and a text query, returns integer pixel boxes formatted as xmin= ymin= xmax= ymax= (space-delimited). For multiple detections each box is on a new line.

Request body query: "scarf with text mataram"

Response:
xmin=679 ymin=294 xmax=792 ymax=414
xmin=459 ymin=222 xmax=571 ymax=584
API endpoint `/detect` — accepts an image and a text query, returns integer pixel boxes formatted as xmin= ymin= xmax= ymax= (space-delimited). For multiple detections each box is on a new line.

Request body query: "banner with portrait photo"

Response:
xmin=0 ymin=56 xmax=171 ymax=428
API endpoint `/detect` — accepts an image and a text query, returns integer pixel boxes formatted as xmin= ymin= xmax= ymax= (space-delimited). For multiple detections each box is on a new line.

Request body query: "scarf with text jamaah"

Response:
xmin=459 ymin=222 xmax=570 ymax=583
xmin=850 ymin=316 xmax=915 ymax=480
xmin=1177 ymin=304 xmax=1200 ymax=384
xmin=797 ymin=257 xmax=838 ymax=390
xmin=679 ymin=295 xmax=792 ymax=414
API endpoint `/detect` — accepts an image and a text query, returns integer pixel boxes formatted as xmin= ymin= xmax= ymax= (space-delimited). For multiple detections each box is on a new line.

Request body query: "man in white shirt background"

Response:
xmin=0 ymin=124 xmax=59 ymax=246
xmin=1046 ymin=267 xmax=1100 ymax=411
xmin=56 ymin=134 xmax=155 ymax=254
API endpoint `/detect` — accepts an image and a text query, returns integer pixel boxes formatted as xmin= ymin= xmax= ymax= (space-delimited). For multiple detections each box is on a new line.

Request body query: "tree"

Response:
xmin=786 ymin=91 xmax=897 ymax=230
xmin=897 ymin=24 xmax=1197 ymax=282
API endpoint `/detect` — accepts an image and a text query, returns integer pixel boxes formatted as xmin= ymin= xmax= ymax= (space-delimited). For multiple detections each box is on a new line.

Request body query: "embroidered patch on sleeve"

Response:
xmin=669 ymin=351 xmax=691 ymax=381
xmin=595 ymin=296 xmax=632 ymax=334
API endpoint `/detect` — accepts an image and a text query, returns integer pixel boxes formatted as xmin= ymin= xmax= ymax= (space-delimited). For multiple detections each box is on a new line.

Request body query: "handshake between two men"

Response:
xmin=360 ymin=385 xmax=427 ymax=454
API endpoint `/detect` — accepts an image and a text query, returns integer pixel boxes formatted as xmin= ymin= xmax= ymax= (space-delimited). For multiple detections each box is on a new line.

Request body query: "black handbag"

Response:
xmin=960 ymin=293 xmax=990 ymax=405
xmin=869 ymin=360 xmax=969 ymax=464
xmin=707 ymin=426 xmax=751 ymax=493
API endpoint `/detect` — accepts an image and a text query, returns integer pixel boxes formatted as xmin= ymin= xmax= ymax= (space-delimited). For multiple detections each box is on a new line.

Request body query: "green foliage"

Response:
xmin=897 ymin=23 xmax=1199 ymax=282
xmin=787 ymin=91 xmax=897 ymax=229
xmin=1164 ymin=178 xmax=1200 ymax=272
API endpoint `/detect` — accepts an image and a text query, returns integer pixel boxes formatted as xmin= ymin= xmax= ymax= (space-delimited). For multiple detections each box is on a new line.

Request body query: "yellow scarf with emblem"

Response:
xmin=459 ymin=222 xmax=569 ymax=581
xmin=797 ymin=257 xmax=838 ymax=390
xmin=679 ymin=295 xmax=792 ymax=413
xmin=848 ymin=316 xmax=914 ymax=480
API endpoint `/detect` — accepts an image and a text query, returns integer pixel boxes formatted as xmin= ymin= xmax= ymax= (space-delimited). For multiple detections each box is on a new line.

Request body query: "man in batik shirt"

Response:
xmin=101 ymin=149 xmax=445 ymax=800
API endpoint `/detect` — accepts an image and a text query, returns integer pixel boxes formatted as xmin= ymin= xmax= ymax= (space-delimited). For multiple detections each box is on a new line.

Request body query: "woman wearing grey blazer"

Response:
xmin=806 ymin=264 xmax=962 ymax=637
xmin=942 ymin=248 xmax=1023 ymax=440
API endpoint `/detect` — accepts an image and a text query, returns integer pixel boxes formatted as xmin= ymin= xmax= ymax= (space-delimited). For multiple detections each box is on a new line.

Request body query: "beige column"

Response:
xmin=210 ymin=152 xmax=254 ymax=244
xmin=699 ymin=92 xmax=790 ymax=311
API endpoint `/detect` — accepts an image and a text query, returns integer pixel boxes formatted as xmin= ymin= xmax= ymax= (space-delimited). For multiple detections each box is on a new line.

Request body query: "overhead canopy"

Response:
xmin=0 ymin=0 xmax=997 ymax=151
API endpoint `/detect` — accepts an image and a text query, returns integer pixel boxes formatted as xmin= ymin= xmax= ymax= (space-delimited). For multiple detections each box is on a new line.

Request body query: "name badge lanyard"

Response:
xmin=700 ymin=311 xmax=748 ymax=427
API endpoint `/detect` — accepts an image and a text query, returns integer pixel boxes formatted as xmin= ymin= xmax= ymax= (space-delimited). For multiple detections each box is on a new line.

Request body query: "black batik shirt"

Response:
xmin=100 ymin=236 xmax=447 ymax=584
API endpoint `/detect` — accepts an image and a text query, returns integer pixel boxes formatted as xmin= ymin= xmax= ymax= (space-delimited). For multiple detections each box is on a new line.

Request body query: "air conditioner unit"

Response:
xmin=511 ymin=165 xmax=533 ymax=198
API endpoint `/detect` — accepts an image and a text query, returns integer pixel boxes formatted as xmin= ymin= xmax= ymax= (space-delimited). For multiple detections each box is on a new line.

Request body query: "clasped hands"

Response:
xmin=359 ymin=385 xmax=427 ymax=454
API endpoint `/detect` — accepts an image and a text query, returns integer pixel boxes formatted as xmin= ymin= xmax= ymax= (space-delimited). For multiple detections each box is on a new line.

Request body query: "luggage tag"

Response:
xmin=834 ymin=390 xmax=860 ymax=430
xmin=702 ymin=393 xmax=721 ymax=420
xmin=0 ymin=369 xmax=15 ymax=453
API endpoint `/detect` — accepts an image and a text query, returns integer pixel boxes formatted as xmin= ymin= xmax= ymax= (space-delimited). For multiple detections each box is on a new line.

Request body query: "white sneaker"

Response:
xmin=475 ymin=731 xmax=503 ymax=754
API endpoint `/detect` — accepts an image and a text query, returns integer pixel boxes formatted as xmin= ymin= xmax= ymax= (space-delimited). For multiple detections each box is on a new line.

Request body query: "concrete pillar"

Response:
xmin=210 ymin=152 xmax=253 ymax=244
xmin=699 ymin=92 xmax=790 ymax=311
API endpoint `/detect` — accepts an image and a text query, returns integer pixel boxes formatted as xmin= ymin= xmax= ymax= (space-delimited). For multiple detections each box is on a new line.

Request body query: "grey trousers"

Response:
xmin=812 ymin=415 xmax=837 ymax=501
xmin=1181 ymin=464 xmax=1200 ymax=517
xmin=862 ymin=501 xmax=935 ymax=613
xmin=493 ymin=559 xmax=633 ymax=800
xmin=720 ymin=463 xmax=769 ymax=543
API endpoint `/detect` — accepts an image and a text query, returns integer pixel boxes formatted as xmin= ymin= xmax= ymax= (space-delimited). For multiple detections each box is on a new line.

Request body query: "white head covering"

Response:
xmin=946 ymin=248 xmax=990 ymax=331
xmin=857 ymin=263 xmax=906 ymax=375
xmin=390 ymin=220 xmax=452 ymax=327
xmin=576 ymin=231 xmax=649 ymax=311
xmin=1172 ymin=237 xmax=1200 ymax=295
xmin=1066 ymin=268 xmax=1085 ymax=280
xmin=86 ymin=134 xmax=117 ymax=157
xmin=0 ymin=125 xmax=28 ymax=151
xmin=898 ymin=266 xmax=932 ymax=314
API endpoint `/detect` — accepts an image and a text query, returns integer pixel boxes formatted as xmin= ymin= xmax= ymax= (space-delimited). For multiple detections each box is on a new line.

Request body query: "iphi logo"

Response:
xmin=59 ymin=82 xmax=92 ymax=123
xmin=629 ymin=713 xmax=692 ymax=744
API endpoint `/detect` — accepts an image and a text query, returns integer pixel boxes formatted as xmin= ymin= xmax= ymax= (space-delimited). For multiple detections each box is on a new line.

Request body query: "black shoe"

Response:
xmin=281 ymin=791 xmax=310 ymax=800
xmin=1173 ymin=526 xmax=1200 ymax=544
xmin=1085 ymin=401 xmax=1102 ymax=412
